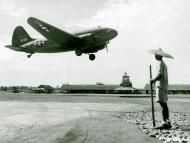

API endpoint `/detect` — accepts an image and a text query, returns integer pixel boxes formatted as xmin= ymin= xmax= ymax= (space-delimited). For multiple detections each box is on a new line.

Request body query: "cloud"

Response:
xmin=0 ymin=0 xmax=189 ymax=87
xmin=0 ymin=0 xmax=28 ymax=17
xmin=76 ymin=0 xmax=190 ymax=87
xmin=77 ymin=0 xmax=131 ymax=28
xmin=39 ymin=10 xmax=47 ymax=14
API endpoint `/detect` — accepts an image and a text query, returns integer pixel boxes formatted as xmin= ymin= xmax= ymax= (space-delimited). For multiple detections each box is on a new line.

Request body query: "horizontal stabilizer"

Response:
xmin=27 ymin=17 xmax=80 ymax=44
xmin=5 ymin=45 xmax=24 ymax=51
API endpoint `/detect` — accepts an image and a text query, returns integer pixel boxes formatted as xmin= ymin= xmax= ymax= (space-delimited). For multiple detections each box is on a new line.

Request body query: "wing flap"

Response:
xmin=27 ymin=17 xmax=80 ymax=44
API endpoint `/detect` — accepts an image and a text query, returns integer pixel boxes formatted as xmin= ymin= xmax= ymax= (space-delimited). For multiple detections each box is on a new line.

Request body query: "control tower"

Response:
xmin=120 ymin=72 xmax=132 ymax=87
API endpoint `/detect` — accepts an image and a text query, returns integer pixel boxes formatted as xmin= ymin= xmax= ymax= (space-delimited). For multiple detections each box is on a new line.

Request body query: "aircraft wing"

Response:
xmin=27 ymin=17 xmax=80 ymax=44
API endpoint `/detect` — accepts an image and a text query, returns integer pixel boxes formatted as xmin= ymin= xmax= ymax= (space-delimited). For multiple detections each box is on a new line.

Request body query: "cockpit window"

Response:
xmin=106 ymin=29 xmax=111 ymax=32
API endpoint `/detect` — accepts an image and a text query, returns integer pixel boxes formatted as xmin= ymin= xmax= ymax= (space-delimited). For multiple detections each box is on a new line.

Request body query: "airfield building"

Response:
xmin=61 ymin=72 xmax=136 ymax=94
xmin=144 ymin=84 xmax=190 ymax=94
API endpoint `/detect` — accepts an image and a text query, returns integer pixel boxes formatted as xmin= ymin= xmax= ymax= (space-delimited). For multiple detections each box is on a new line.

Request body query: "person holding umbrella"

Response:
xmin=150 ymin=48 xmax=174 ymax=130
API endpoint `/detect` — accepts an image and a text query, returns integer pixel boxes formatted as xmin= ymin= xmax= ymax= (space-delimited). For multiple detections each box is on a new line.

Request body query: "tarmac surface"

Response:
xmin=0 ymin=93 xmax=189 ymax=143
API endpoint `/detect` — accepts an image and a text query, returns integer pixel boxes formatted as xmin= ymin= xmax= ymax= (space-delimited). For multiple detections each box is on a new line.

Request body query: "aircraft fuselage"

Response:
xmin=20 ymin=27 xmax=117 ymax=54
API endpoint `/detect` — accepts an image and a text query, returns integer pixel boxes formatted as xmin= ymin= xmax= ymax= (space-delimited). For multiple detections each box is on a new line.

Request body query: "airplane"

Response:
xmin=5 ymin=17 xmax=118 ymax=61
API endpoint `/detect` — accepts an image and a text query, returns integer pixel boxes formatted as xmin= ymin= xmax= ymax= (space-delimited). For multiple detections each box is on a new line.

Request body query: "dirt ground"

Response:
xmin=0 ymin=94 xmax=189 ymax=143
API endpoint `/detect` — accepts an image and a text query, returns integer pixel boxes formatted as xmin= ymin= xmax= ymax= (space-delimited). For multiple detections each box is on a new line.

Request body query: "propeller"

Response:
xmin=106 ymin=44 xmax=108 ymax=53
xmin=106 ymin=41 xmax=109 ymax=53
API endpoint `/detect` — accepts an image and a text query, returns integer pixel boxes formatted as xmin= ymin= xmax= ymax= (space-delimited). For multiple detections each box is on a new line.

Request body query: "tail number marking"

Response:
xmin=20 ymin=38 xmax=28 ymax=43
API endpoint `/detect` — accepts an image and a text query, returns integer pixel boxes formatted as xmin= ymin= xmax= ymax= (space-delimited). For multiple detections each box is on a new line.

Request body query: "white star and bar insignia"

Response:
xmin=39 ymin=24 xmax=50 ymax=32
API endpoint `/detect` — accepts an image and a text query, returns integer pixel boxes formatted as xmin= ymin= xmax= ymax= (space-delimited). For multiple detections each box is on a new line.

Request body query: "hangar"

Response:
xmin=61 ymin=72 xmax=137 ymax=94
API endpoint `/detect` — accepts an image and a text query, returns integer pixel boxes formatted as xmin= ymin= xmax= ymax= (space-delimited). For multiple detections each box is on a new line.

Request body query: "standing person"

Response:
xmin=150 ymin=48 xmax=174 ymax=129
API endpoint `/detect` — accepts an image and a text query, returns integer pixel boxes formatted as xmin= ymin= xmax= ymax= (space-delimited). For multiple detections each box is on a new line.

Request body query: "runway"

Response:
xmin=0 ymin=94 xmax=189 ymax=143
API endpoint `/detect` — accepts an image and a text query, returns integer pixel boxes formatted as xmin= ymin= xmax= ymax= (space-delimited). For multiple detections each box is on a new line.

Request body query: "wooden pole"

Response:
xmin=149 ymin=65 xmax=156 ymax=127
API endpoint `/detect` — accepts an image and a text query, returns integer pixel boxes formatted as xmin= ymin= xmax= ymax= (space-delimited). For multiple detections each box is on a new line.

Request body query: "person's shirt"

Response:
xmin=155 ymin=60 xmax=168 ymax=90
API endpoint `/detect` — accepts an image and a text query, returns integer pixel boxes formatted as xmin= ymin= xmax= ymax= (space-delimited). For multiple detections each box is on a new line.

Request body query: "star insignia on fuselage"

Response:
xmin=39 ymin=24 xmax=49 ymax=32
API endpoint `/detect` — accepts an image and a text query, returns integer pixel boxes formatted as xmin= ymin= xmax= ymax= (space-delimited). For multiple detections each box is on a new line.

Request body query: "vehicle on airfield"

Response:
xmin=5 ymin=17 xmax=118 ymax=61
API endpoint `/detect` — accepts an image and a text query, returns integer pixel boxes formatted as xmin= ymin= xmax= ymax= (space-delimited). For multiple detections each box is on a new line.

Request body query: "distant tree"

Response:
xmin=3 ymin=86 xmax=8 ymax=91
xmin=0 ymin=86 xmax=8 ymax=91
xmin=38 ymin=85 xmax=55 ymax=94
xmin=12 ymin=86 xmax=19 ymax=93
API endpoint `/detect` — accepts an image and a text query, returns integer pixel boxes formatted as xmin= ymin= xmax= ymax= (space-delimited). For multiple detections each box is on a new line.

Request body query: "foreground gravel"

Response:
xmin=116 ymin=109 xmax=190 ymax=143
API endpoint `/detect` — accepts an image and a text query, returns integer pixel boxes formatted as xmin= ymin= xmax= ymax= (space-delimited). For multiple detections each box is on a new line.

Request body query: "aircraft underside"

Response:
xmin=25 ymin=44 xmax=105 ymax=61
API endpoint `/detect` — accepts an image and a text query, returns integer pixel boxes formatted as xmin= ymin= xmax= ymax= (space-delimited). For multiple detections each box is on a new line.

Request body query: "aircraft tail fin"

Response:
xmin=12 ymin=26 xmax=34 ymax=47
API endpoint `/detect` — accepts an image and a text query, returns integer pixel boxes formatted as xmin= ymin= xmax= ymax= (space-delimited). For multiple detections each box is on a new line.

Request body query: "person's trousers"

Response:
xmin=159 ymin=102 xmax=169 ymax=122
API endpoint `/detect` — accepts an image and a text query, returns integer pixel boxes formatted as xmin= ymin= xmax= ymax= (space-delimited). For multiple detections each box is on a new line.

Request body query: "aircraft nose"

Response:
xmin=113 ymin=29 xmax=118 ymax=37
xmin=110 ymin=28 xmax=118 ymax=38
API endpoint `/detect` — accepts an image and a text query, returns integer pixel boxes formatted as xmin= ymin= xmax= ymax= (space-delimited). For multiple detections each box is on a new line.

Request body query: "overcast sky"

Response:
xmin=0 ymin=0 xmax=189 ymax=88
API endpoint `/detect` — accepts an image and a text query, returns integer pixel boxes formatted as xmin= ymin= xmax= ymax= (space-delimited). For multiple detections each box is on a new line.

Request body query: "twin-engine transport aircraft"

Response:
xmin=5 ymin=17 xmax=118 ymax=61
